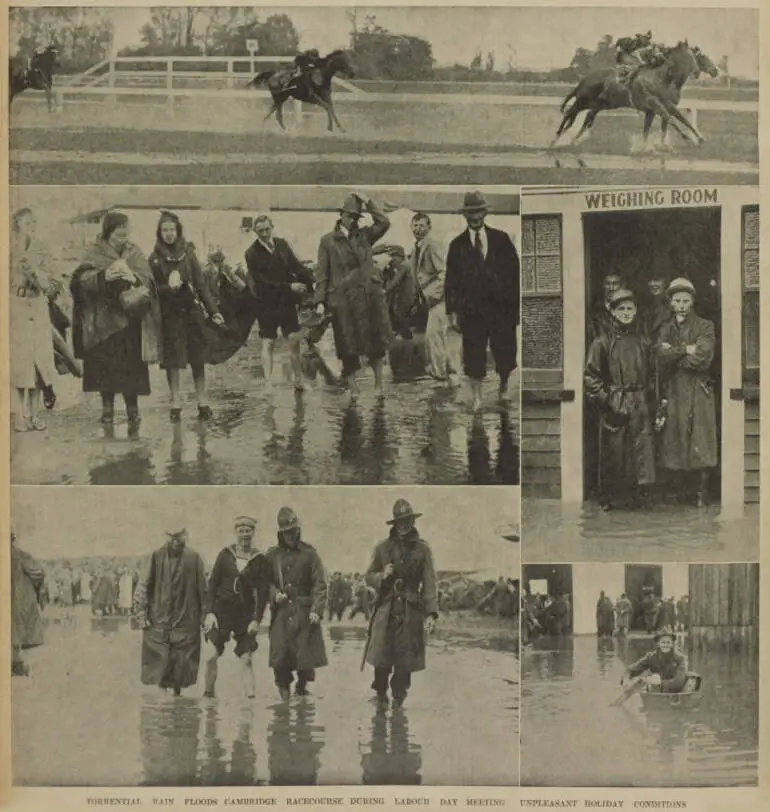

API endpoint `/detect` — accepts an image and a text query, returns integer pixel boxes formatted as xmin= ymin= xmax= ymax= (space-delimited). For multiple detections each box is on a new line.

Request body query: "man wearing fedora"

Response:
xmin=315 ymin=191 xmax=391 ymax=402
xmin=265 ymin=507 xmax=328 ymax=700
xmin=244 ymin=213 xmax=314 ymax=391
xmin=133 ymin=528 xmax=208 ymax=697
xmin=622 ymin=626 xmax=688 ymax=694
xmin=446 ymin=191 xmax=520 ymax=411
xmin=202 ymin=516 xmax=272 ymax=699
xmin=364 ymin=499 xmax=438 ymax=710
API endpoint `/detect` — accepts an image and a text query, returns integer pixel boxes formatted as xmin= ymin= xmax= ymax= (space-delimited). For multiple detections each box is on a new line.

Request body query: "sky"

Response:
xmin=11 ymin=487 xmax=520 ymax=574
xmin=108 ymin=6 xmax=759 ymax=78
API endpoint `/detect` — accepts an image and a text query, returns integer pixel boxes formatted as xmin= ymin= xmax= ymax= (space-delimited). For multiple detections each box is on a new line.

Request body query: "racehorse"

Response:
xmin=552 ymin=42 xmax=717 ymax=149
xmin=247 ymin=49 xmax=355 ymax=132
xmin=9 ymin=44 xmax=59 ymax=112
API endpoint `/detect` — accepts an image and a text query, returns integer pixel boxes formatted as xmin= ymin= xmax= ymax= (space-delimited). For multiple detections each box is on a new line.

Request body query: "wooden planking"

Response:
xmin=689 ymin=564 xmax=759 ymax=631
xmin=521 ymin=435 xmax=561 ymax=452
xmin=521 ymin=467 xmax=562 ymax=485
xmin=744 ymin=400 xmax=760 ymax=503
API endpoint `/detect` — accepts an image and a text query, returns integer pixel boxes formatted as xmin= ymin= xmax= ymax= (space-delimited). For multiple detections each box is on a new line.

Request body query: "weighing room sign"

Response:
xmin=584 ymin=187 xmax=719 ymax=211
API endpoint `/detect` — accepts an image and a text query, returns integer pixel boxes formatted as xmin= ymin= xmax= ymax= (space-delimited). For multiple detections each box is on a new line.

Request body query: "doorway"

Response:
xmin=582 ymin=207 xmax=722 ymax=503
xmin=624 ymin=564 xmax=663 ymax=631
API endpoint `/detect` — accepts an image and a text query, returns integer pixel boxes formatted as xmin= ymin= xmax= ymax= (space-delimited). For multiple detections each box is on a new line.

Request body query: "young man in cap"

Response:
xmin=445 ymin=191 xmax=520 ymax=411
xmin=656 ymin=277 xmax=717 ymax=507
xmin=622 ymin=626 xmax=687 ymax=693
xmin=244 ymin=213 xmax=314 ymax=391
xmin=315 ymin=192 xmax=391 ymax=402
xmin=202 ymin=516 xmax=272 ymax=699
xmin=363 ymin=499 xmax=438 ymax=710
xmin=133 ymin=528 xmax=207 ymax=697
xmin=265 ymin=507 xmax=328 ymax=700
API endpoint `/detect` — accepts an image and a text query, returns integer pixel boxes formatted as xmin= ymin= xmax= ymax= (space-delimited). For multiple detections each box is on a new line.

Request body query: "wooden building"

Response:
xmin=521 ymin=185 xmax=760 ymax=509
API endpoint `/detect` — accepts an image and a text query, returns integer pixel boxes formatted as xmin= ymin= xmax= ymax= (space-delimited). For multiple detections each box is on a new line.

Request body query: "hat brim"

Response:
xmin=667 ymin=286 xmax=695 ymax=297
xmin=278 ymin=522 xmax=301 ymax=532
xmin=338 ymin=208 xmax=363 ymax=217
xmin=459 ymin=204 xmax=489 ymax=213
xmin=386 ymin=511 xmax=423 ymax=524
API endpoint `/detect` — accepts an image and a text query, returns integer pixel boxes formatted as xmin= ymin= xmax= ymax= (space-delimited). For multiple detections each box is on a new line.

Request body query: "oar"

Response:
xmin=610 ymin=675 xmax=647 ymax=707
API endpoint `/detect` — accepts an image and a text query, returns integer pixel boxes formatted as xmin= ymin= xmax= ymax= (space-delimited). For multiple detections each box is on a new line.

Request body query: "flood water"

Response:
xmin=11 ymin=339 xmax=519 ymax=486
xmin=522 ymin=498 xmax=759 ymax=562
xmin=13 ymin=607 xmax=518 ymax=786
xmin=521 ymin=635 xmax=758 ymax=787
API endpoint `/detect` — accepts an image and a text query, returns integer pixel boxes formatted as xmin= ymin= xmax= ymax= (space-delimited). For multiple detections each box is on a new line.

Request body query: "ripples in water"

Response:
xmin=521 ymin=635 xmax=758 ymax=786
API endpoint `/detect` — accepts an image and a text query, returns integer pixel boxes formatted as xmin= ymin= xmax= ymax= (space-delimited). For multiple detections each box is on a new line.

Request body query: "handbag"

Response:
xmin=120 ymin=283 xmax=152 ymax=319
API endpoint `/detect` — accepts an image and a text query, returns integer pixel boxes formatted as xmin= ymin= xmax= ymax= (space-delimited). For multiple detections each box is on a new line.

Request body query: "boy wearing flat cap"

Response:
xmin=363 ymin=499 xmax=438 ymax=710
xmin=202 ymin=516 xmax=272 ymax=698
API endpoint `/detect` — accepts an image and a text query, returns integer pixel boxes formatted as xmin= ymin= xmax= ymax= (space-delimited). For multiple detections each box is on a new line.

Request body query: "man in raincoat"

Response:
xmin=622 ymin=627 xmax=687 ymax=694
xmin=364 ymin=499 xmax=438 ymax=710
xmin=265 ymin=507 xmax=328 ymax=700
xmin=11 ymin=530 xmax=45 ymax=677
xmin=133 ymin=528 xmax=207 ymax=696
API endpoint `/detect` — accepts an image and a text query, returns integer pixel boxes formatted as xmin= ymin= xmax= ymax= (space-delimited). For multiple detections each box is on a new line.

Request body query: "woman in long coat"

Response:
xmin=364 ymin=499 xmax=438 ymax=710
xmin=149 ymin=210 xmax=224 ymax=422
xmin=316 ymin=192 xmax=391 ymax=402
xmin=656 ymin=277 xmax=718 ymax=507
xmin=11 ymin=531 xmax=45 ymax=676
xmin=70 ymin=211 xmax=162 ymax=427
xmin=265 ymin=507 xmax=327 ymax=700
xmin=584 ymin=287 xmax=656 ymax=510
xmin=10 ymin=208 xmax=57 ymax=432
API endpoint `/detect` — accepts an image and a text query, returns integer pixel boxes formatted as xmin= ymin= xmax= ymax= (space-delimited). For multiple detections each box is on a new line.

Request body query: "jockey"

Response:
xmin=616 ymin=31 xmax=667 ymax=85
xmin=290 ymin=48 xmax=321 ymax=86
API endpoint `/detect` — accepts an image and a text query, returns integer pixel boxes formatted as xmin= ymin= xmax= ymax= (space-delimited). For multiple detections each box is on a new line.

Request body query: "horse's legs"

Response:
xmin=664 ymin=102 xmax=705 ymax=143
xmin=45 ymin=84 xmax=53 ymax=113
xmin=572 ymin=109 xmax=600 ymax=145
xmin=311 ymin=93 xmax=345 ymax=133
xmin=262 ymin=102 xmax=277 ymax=127
xmin=275 ymin=102 xmax=287 ymax=130
xmin=550 ymin=101 xmax=583 ymax=147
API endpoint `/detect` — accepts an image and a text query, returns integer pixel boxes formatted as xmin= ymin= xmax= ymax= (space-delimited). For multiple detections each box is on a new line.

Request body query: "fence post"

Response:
xmin=108 ymin=59 xmax=116 ymax=111
xmin=166 ymin=59 xmax=174 ymax=116
xmin=294 ymin=98 xmax=303 ymax=126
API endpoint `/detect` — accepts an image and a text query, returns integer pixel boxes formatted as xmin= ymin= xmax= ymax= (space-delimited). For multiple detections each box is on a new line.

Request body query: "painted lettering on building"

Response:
xmin=584 ymin=188 xmax=719 ymax=210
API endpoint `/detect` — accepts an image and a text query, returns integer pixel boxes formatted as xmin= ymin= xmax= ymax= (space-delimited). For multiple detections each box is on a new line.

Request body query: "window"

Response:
xmin=742 ymin=206 xmax=759 ymax=381
xmin=522 ymin=215 xmax=562 ymax=295
xmin=522 ymin=215 xmax=563 ymax=369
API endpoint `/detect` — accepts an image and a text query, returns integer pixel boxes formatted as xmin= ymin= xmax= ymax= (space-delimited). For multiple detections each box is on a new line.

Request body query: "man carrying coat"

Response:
xmin=364 ymin=499 xmax=438 ymax=710
xmin=265 ymin=507 xmax=328 ymax=700
xmin=445 ymin=191 xmax=520 ymax=412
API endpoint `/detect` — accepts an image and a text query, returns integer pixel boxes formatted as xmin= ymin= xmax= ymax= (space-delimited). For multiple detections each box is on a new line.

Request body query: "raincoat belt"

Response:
xmin=609 ymin=384 xmax=646 ymax=393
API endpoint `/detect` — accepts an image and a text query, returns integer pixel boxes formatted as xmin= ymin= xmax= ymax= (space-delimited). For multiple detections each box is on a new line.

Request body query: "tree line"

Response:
xmin=10 ymin=7 xmax=748 ymax=86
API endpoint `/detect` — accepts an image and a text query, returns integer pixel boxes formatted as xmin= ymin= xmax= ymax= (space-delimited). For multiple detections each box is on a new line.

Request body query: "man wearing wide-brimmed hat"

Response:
xmin=315 ymin=191 xmax=391 ymax=402
xmin=133 ymin=528 xmax=207 ymax=697
xmin=622 ymin=625 xmax=688 ymax=694
xmin=656 ymin=276 xmax=717 ymax=507
xmin=363 ymin=499 xmax=438 ymax=710
xmin=202 ymin=516 xmax=272 ymax=698
xmin=265 ymin=507 xmax=328 ymax=700
xmin=445 ymin=190 xmax=520 ymax=411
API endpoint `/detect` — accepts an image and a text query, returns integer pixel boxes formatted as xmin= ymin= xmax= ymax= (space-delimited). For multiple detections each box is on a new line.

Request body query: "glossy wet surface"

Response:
xmin=522 ymin=499 xmax=759 ymax=562
xmin=11 ymin=340 xmax=519 ymax=486
xmin=13 ymin=608 xmax=518 ymax=786
xmin=521 ymin=635 xmax=758 ymax=786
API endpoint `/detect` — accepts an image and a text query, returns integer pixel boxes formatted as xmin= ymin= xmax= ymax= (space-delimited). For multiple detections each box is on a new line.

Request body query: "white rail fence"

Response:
xmin=21 ymin=56 xmax=758 ymax=129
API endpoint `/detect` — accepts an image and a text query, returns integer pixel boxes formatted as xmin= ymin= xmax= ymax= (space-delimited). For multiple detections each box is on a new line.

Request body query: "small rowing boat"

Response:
xmin=639 ymin=672 xmax=703 ymax=710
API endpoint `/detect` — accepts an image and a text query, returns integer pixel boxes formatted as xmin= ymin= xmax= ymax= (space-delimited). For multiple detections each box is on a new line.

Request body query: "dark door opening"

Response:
xmin=625 ymin=564 xmax=663 ymax=631
xmin=582 ymin=207 xmax=722 ymax=503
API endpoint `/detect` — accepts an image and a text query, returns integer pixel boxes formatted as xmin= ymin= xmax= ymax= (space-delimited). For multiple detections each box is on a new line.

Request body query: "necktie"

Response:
xmin=414 ymin=241 xmax=422 ymax=270
xmin=474 ymin=230 xmax=484 ymax=263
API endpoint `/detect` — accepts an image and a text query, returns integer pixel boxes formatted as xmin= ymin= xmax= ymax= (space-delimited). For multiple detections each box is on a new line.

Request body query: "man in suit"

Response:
xmin=244 ymin=214 xmax=314 ymax=390
xmin=410 ymin=213 xmax=461 ymax=385
xmin=445 ymin=191 xmax=520 ymax=411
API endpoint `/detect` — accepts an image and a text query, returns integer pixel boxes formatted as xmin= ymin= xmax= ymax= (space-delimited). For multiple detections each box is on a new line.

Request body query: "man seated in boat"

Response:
xmin=622 ymin=626 xmax=688 ymax=693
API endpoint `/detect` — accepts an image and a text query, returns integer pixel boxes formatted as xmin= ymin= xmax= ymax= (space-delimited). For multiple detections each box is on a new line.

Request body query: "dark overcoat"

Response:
xmin=315 ymin=203 xmax=391 ymax=360
xmin=266 ymin=539 xmax=328 ymax=673
xmin=656 ymin=313 xmax=718 ymax=471
xmin=11 ymin=544 xmax=45 ymax=650
xmin=364 ymin=528 xmax=438 ymax=673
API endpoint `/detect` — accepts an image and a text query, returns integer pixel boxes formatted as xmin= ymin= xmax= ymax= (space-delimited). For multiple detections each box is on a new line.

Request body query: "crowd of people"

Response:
xmin=585 ymin=270 xmax=718 ymax=510
xmin=10 ymin=189 xmax=520 ymax=432
xmin=521 ymin=586 xmax=689 ymax=643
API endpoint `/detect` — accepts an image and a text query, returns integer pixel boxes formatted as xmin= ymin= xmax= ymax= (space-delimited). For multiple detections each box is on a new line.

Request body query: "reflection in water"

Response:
xmin=140 ymin=698 xmax=201 ymax=786
xmin=13 ymin=607 xmax=517 ymax=786
xmin=361 ymin=709 xmax=422 ymax=785
xmin=12 ymin=342 xmax=519 ymax=485
xmin=522 ymin=635 xmax=758 ymax=786
xmin=267 ymin=700 xmax=325 ymax=785
xmin=523 ymin=498 xmax=759 ymax=562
